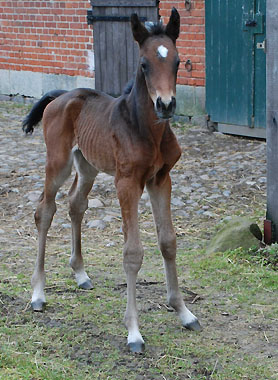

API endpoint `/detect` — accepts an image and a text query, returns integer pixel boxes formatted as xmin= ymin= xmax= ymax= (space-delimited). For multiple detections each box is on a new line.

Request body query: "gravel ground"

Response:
xmin=0 ymin=101 xmax=267 ymax=252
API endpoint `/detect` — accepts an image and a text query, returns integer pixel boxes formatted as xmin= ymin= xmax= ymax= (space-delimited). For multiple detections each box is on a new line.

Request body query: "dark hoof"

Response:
xmin=31 ymin=300 xmax=46 ymax=312
xmin=79 ymin=279 xmax=93 ymax=290
xmin=128 ymin=342 xmax=145 ymax=353
xmin=184 ymin=319 xmax=202 ymax=332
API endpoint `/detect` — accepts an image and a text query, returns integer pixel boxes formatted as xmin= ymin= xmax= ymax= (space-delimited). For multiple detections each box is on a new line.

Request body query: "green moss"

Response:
xmin=206 ymin=217 xmax=261 ymax=254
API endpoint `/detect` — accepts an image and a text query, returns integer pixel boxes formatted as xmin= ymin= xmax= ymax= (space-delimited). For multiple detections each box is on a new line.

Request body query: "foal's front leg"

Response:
xmin=116 ymin=177 xmax=145 ymax=353
xmin=147 ymin=174 xmax=202 ymax=331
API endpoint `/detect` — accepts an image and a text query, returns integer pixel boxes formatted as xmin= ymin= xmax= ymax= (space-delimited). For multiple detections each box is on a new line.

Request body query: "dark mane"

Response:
xmin=123 ymin=79 xmax=134 ymax=95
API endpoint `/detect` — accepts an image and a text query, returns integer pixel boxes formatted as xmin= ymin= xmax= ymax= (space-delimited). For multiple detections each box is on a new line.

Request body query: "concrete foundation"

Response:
xmin=175 ymin=84 xmax=206 ymax=126
xmin=0 ymin=69 xmax=206 ymax=125
xmin=0 ymin=69 xmax=95 ymax=99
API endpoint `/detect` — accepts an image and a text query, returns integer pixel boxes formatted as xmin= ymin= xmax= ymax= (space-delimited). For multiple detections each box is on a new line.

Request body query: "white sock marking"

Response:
xmin=127 ymin=329 xmax=145 ymax=345
xmin=75 ymin=269 xmax=90 ymax=286
xmin=32 ymin=286 xmax=46 ymax=303
xmin=179 ymin=307 xmax=198 ymax=326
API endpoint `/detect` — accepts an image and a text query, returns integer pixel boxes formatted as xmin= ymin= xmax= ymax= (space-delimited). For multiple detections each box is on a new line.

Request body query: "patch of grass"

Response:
xmin=246 ymin=243 xmax=278 ymax=270
xmin=189 ymin=247 xmax=278 ymax=318
xmin=1 ymin=237 xmax=278 ymax=379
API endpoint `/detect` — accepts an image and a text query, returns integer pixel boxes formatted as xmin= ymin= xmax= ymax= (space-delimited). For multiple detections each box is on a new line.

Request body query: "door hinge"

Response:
xmin=87 ymin=10 xmax=147 ymax=25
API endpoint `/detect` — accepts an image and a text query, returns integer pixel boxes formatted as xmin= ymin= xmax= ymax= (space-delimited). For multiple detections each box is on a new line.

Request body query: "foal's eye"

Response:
xmin=141 ymin=62 xmax=147 ymax=72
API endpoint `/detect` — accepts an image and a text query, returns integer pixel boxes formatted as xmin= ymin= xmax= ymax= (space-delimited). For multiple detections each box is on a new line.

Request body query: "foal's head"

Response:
xmin=131 ymin=8 xmax=180 ymax=120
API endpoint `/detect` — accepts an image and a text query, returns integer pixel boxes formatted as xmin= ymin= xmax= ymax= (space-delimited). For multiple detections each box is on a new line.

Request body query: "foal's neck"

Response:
xmin=127 ymin=70 xmax=168 ymax=142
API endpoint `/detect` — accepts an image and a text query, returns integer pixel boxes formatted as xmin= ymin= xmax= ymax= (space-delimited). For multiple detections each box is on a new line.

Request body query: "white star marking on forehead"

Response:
xmin=157 ymin=45 xmax=168 ymax=58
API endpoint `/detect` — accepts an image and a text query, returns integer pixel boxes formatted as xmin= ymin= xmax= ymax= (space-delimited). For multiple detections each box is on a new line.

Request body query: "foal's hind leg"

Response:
xmin=69 ymin=149 xmax=98 ymax=289
xmin=31 ymin=152 xmax=73 ymax=311
xmin=147 ymin=174 xmax=202 ymax=331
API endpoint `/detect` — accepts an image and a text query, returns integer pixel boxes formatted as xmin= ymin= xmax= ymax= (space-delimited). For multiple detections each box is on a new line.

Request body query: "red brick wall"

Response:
xmin=160 ymin=0 xmax=205 ymax=86
xmin=0 ymin=0 xmax=205 ymax=86
xmin=0 ymin=0 xmax=93 ymax=77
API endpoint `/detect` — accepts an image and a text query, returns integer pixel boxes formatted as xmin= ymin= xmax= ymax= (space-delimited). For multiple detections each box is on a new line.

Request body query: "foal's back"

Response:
xmin=43 ymin=87 xmax=115 ymax=137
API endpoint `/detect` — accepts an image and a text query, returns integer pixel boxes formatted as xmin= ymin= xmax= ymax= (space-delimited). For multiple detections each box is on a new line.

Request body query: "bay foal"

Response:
xmin=23 ymin=8 xmax=201 ymax=353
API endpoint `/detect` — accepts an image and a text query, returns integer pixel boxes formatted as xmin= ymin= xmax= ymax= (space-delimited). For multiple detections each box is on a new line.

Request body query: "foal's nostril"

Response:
xmin=167 ymin=96 xmax=176 ymax=113
xmin=156 ymin=96 xmax=176 ymax=118
xmin=156 ymin=96 xmax=163 ymax=111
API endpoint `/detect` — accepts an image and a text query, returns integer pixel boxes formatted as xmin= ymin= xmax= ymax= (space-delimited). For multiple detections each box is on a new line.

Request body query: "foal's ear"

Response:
xmin=131 ymin=13 xmax=149 ymax=46
xmin=165 ymin=8 xmax=180 ymax=44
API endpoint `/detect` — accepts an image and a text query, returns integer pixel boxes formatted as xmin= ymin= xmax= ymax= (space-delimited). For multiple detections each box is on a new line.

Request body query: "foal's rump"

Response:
xmin=22 ymin=87 xmax=121 ymax=174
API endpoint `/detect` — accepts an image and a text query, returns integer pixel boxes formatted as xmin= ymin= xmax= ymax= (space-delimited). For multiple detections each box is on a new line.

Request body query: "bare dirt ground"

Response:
xmin=0 ymin=101 xmax=277 ymax=379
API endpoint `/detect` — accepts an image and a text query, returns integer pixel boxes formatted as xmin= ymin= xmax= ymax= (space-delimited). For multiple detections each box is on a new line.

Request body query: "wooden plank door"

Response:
xmin=90 ymin=0 xmax=159 ymax=96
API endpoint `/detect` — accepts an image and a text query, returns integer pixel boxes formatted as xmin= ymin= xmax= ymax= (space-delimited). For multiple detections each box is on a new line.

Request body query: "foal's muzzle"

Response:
xmin=155 ymin=96 xmax=176 ymax=119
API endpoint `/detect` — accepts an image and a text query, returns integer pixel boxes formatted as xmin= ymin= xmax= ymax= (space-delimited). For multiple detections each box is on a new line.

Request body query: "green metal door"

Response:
xmin=205 ymin=0 xmax=266 ymax=138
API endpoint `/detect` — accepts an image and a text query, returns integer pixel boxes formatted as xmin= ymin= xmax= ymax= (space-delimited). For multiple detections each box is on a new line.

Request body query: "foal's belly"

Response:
xmin=88 ymin=157 xmax=116 ymax=176
xmin=80 ymin=146 xmax=116 ymax=176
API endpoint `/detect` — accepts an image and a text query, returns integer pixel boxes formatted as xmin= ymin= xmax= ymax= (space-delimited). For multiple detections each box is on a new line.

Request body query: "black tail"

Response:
xmin=22 ymin=89 xmax=67 ymax=134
